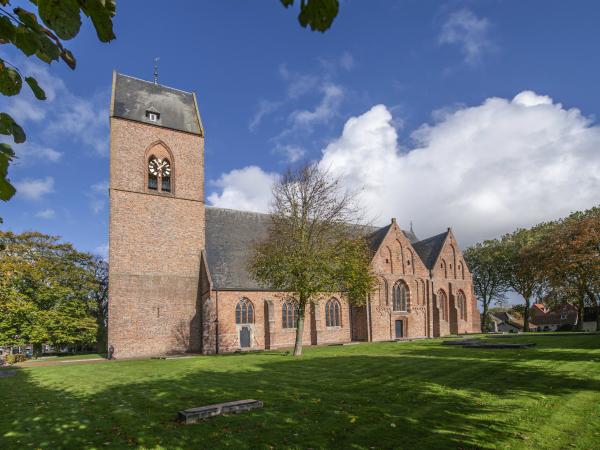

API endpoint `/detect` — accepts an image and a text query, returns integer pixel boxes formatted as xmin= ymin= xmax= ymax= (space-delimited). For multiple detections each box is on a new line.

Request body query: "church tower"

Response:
xmin=108 ymin=72 xmax=205 ymax=358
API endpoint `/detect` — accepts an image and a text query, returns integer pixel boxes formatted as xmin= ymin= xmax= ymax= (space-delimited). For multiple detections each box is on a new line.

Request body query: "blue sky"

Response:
xmin=2 ymin=0 xmax=600 ymax=267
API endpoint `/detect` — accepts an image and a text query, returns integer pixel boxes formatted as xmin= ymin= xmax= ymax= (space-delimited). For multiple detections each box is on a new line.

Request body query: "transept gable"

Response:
xmin=429 ymin=229 xmax=470 ymax=281
xmin=369 ymin=219 xmax=428 ymax=276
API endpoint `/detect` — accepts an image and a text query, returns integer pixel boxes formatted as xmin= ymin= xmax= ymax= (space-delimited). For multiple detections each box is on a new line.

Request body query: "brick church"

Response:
xmin=108 ymin=73 xmax=480 ymax=359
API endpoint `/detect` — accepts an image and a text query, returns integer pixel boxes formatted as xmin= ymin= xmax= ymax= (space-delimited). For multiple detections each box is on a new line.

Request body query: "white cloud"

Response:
xmin=439 ymin=9 xmax=493 ymax=65
xmin=88 ymin=180 xmax=109 ymax=213
xmin=208 ymin=166 xmax=278 ymax=212
xmin=339 ymin=52 xmax=355 ymax=71
xmin=249 ymin=99 xmax=282 ymax=132
xmin=273 ymin=144 xmax=306 ymax=163
xmin=95 ymin=243 xmax=109 ymax=260
xmin=14 ymin=177 xmax=55 ymax=201
xmin=6 ymin=97 xmax=46 ymax=123
xmin=12 ymin=142 xmax=62 ymax=165
xmin=44 ymin=91 xmax=109 ymax=156
xmin=35 ymin=208 xmax=56 ymax=219
xmin=279 ymin=64 xmax=320 ymax=99
xmin=289 ymin=83 xmax=344 ymax=129
xmin=2 ymin=55 xmax=109 ymax=156
xmin=320 ymin=92 xmax=600 ymax=244
xmin=210 ymin=91 xmax=600 ymax=246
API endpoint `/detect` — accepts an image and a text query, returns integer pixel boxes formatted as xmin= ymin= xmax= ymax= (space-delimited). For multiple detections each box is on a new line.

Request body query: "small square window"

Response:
xmin=145 ymin=110 xmax=160 ymax=122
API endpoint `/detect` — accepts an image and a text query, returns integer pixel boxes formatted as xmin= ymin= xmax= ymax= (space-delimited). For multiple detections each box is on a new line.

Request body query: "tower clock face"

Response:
xmin=148 ymin=158 xmax=171 ymax=177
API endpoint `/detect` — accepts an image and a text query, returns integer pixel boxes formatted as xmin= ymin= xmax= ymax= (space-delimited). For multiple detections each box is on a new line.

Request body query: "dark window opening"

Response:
xmin=236 ymin=298 xmax=254 ymax=324
xmin=148 ymin=174 xmax=158 ymax=190
xmin=282 ymin=301 xmax=297 ymax=328
xmin=326 ymin=299 xmax=341 ymax=327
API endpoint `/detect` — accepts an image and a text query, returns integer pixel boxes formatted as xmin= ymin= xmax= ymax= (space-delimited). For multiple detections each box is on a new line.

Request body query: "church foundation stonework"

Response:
xmin=107 ymin=73 xmax=480 ymax=359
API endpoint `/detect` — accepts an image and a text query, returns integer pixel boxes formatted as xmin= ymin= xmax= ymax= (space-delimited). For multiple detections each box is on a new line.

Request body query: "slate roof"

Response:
xmin=205 ymin=207 xmax=271 ymax=290
xmin=205 ymin=207 xmax=422 ymax=290
xmin=111 ymin=72 xmax=203 ymax=135
xmin=412 ymin=231 xmax=449 ymax=270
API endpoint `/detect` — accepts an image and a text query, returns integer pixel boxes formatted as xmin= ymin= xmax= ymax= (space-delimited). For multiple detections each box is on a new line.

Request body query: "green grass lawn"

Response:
xmin=2 ymin=335 xmax=600 ymax=449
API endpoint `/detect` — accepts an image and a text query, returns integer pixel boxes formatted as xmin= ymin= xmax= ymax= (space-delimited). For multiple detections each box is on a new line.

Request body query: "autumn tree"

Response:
xmin=249 ymin=163 xmax=376 ymax=356
xmin=463 ymin=239 xmax=508 ymax=332
xmin=538 ymin=207 xmax=600 ymax=331
xmin=0 ymin=231 xmax=103 ymax=354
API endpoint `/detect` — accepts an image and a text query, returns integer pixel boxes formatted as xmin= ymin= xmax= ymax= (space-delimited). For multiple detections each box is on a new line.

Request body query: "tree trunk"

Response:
xmin=481 ymin=301 xmax=489 ymax=333
xmin=596 ymin=300 xmax=600 ymax=332
xmin=523 ymin=297 xmax=530 ymax=332
xmin=293 ymin=303 xmax=306 ymax=357
xmin=33 ymin=343 xmax=42 ymax=358
xmin=576 ymin=296 xmax=584 ymax=331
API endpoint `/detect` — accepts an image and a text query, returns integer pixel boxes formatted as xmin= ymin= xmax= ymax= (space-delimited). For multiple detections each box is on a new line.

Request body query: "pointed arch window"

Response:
xmin=282 ymin=301 xmax=297 ymax=329
xmin=380 ymin=279 xmax=389 ymax=306
xmin=326 ymin=298 xmax=341 ymax=327
xmin=393 ymin=282 xmax=409 ymax=312
xmin=437 ymin=289 xmax=448 ymax=321
xmin=147 ymin=149 xmax=173 ymax=194
xmin=235 ymin=298 xmax=254 ymax=324
xmin=457 ymin=291 xmax=467 ymax=321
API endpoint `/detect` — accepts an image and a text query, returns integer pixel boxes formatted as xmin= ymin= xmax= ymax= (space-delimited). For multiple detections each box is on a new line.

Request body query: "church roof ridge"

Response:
xmin=115 ymin=71 xmax=195 ymax=95
xmin=112 ymin=72 xmax=203 ymax=135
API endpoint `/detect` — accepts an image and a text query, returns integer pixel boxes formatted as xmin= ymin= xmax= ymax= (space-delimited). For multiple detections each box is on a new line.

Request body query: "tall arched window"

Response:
xmin=440 ymin=259 xmax=447 ymax=278
xmin=282 ymin=301 xmax=297 ymax=328
xmin=146 ymin=144 xmax=173 ymax=194
xmin=457 ymin=291 xmax=467 ymax=320
xmin=437 ymin=289 xmax=448 ymax=321
xmin=325 ymin=298 xmax=341 ymax=327
xmin=393 ymin=282 xmax=409 ymax=312
xmin=380 ymin=279 xmax=389 ymax=306
xmin=235 ymin=298 xmax=254 ymax=324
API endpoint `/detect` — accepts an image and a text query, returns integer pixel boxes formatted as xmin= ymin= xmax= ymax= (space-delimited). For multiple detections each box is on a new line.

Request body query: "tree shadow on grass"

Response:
xmin=3 ymin=346 xmax=600 ymax=450
xmin=418 ymin=334 xmax=600 ymax=364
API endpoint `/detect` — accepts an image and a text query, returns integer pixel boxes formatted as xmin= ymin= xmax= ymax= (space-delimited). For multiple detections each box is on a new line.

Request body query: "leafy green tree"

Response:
xmin=0 ymin=231 xmax=102 ymax=354
xmin=280 ymin=0 xmax=339 ymax=32
xmin=249 ymin=163 xmax=376 ymax=356
xmin=0 ymin=0 xmax=116 ymax=221
xmin=497 ymin=225 xmax=549 ymax=332
xmin=464 ymin=239 xmax=509 ymax=332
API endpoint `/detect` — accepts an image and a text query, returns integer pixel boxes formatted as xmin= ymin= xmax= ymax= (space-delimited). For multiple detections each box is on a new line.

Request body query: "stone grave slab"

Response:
xmin=178 ymin=399 xmax=263 ymax=424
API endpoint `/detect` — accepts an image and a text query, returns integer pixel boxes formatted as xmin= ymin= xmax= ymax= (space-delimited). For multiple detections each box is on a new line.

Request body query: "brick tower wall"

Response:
xmin=108 ymin=118 xmax=205 ymax=359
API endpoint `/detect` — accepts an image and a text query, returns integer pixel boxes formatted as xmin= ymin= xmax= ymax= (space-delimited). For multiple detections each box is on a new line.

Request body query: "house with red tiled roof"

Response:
xmin=529 ymin=303 xmax=578 ymax=331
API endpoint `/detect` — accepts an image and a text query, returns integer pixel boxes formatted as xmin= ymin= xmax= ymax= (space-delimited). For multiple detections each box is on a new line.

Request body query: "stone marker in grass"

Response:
xmin=442 ymin=340 xmax=536 ymax=349
xmin=178 ymin=399 xmax=263 ymax=424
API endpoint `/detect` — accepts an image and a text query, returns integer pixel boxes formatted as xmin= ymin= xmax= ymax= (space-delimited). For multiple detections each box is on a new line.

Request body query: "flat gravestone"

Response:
xmin=178 ymin=399 xmax=263 ymax=424
xmin=0 ymin=370 xmax=17 ymax=377
xmin=442 ymin=340 xmax=535 ymax=349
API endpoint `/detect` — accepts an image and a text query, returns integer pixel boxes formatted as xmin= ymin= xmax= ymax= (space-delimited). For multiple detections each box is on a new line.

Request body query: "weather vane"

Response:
xmin=153 ymin=57 xmax=160 ymax=84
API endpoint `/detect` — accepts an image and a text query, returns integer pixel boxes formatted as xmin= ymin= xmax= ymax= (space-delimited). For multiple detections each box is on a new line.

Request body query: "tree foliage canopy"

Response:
xmin=0 ymin=231 xmax=106 ymax=349
xmin=466 ymin=205 xmax=600 ymax=332
xmin=280 ymin=0 xmax=339 ymax=32
xmin=463 ymin=239 xmax=508 ymax=331
xmin=249 ymin=163 xmax=375 ymax=355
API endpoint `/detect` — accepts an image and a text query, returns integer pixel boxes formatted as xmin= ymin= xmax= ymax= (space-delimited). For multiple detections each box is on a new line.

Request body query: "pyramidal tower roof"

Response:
xmin=110 ymin=72 xmax=203 ymax=136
